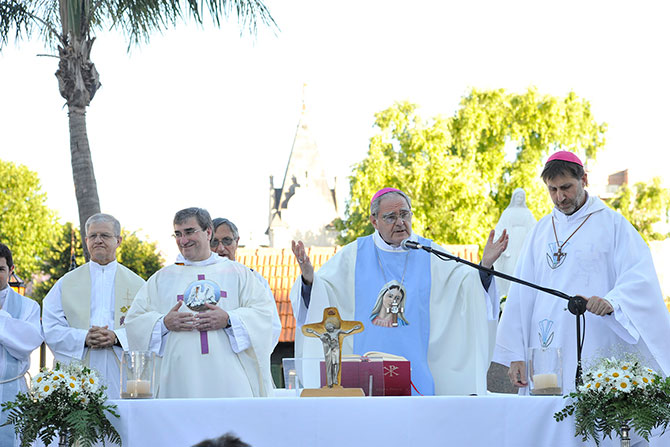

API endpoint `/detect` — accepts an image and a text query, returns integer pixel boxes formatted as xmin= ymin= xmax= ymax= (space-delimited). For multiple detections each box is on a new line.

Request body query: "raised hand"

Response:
xmin=481 ymin=229 xmax=509 ymax=268
xmin=291 ymin=240 xmax=315 ymax=285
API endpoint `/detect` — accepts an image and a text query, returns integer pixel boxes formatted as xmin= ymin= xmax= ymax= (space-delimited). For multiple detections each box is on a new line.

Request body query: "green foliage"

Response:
xmin=608 ymin=177 xmax=670 ymax=242
xmin=1 ymin=362 xmax=121 ymax=447
xmin=31 ymin=222 xmax=85 ymax=304
xmin=0 ymin=0 xmax=277 ymax=49
xmin=117 ymin=229 xmax=164 ymax=280
xmin=31 ymin=223 xmax=163 ymax=303
xmin=0 ymin=159 xmax=59 ymax=279
xmin=337 ymin=88 xmax=607 ymax=249
xmin=554 ymin=356 xmax=670 ymax=446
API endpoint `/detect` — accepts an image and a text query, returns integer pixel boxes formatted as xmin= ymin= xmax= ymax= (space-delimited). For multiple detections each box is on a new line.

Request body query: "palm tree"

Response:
xmin=0 ymin=0 xmax=275 ymax=258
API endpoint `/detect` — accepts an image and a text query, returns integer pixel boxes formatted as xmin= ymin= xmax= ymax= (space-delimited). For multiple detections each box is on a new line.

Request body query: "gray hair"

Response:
xmin=212 ymin=218 xmax=240 ymax=240
xmin=370 ymin=191 xmax=412 ymax=216
xmin=174 ymin=207 xmax=213 ymax=231
xmin=85 ymin=213 xmax=121 ymax=236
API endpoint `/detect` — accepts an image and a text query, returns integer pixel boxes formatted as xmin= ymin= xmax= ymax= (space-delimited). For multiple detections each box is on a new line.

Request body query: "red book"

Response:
xmin=319 ymin=352 xmax=411 ymax=396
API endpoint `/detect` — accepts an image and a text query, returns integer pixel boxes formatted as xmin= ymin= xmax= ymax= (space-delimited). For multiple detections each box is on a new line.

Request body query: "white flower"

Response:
xmin=65 ymin=376 xmax=81 ymax=395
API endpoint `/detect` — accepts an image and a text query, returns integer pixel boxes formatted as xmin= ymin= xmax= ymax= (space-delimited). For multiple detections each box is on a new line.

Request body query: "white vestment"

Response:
xmin=291 ymin=232 xmax=499 ymax=395
xmin=42 ymin=261 xmax=145 ymax=398
xmin=494 ymin=195 xmax=670 ymax=394
xmin=125 ymin=254 xmax=275 ymax=398
xmin=0 ymin=287 xmax=43 ymax=447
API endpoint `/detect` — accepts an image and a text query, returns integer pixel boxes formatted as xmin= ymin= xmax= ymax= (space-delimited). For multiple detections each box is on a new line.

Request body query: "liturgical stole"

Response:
xmin=0 ymin=289 xmax=26 ymax=446
xmin=61 ymin=263 xmax=140 ymax=331
xmin=353 ymin=235 xmax=433 ymax=395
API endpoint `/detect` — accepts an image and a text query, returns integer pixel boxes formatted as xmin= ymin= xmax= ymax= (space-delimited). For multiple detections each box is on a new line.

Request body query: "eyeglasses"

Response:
xmin=210 ymin=237 xmax=236 ymax=248
xmin=173 ymin=228 xmax=202 ymax=239
xmin=87 ymin=233 xmax=117 ymax=241
xmin=380 ymin=210 xmax=412 ymax=225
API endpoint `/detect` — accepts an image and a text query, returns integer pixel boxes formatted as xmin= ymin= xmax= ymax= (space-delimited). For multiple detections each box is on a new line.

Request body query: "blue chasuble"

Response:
xmin=353 ymin=235 xmax=433 ymax=395
xmin=1 ymin=289 xmax=25 ymax=446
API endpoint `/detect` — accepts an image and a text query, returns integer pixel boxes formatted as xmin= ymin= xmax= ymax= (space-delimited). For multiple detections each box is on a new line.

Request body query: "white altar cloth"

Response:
xmin=107 ymin=394 xmax=670 ymax=447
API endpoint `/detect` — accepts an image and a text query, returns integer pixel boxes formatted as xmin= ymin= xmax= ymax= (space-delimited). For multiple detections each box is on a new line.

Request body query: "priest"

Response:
xmin=125 ymin=208 xmax=275 ymax=398
xmin=290 ymin=188 xmax=508 ymax=395
xmin=494 ymin=151 xmax=670 ymax=394
xmin=0 ymin=244 xmax=43 ymax=446
xmin=43 ymin=213 xmax=145 ymax=398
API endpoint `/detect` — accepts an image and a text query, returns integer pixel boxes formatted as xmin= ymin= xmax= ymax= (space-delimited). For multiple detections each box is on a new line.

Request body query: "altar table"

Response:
xmin=107 ymin=394 xmax=670 ymax=447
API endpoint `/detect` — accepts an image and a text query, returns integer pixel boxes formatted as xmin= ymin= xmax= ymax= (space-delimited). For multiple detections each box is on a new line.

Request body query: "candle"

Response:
xmin=533 ymin=373 xmax=557 ymax=389
xmin=123 ymin=379 xmax=152 ymax=398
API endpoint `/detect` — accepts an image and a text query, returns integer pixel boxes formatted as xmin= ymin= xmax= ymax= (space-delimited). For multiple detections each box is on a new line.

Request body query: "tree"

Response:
xmin=31 ymin=223 xmax=164 ymax=303
xmin=609 ymin=177 xmax=670 ymax=242
xmin=1 ymin=0 xmax=276 ymax=259
xmin=31 ymin=222 xmax=85 ymax=304
xmin=0 ymin=159 xmax=59 ymax=280
xmin=117 ymin=229 xmax=164 ymax=280
xmin=337 ymin=88 xmax=607 ymax=250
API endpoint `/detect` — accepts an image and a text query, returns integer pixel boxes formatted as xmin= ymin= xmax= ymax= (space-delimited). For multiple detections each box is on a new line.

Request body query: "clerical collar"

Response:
xmin=89 ymin=260 xmax=118 ymax=273
xmin=175 ymin=252 xmax=222 ymax=267
xmin=373 ymin=231 xmax=418 ymax=253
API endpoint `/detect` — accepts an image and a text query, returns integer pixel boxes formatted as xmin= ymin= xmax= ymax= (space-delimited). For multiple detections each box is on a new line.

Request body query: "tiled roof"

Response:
xmin=236 ymin=244 xmax=480 ymax=342
xmin=236 ymin=247 xmax=339 ymax=343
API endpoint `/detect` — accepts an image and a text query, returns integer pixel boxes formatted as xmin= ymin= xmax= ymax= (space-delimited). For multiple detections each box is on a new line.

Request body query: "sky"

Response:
xmin=1 ymin=0 xmax=669 ymax=262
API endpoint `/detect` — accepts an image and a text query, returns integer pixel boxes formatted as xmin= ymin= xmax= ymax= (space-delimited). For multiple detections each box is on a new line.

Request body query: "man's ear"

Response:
xmin=370 ymin=214 xmax=378 ymax=230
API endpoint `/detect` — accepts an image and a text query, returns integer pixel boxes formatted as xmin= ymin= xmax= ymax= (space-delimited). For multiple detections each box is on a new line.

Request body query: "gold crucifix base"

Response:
xmin=300 ymin=385 xmax=365 ymax=397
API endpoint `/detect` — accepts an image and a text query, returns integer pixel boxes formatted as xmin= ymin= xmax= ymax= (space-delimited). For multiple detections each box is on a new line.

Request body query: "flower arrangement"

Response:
xmin=1 ymin=362 xmax=121 ymax=447
xmin=554 ymin=355 xmax=670 ymax=446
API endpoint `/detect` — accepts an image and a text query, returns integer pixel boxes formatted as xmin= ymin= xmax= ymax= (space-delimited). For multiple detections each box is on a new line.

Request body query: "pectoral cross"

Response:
xmin=389 ymin=298 xmax=401 ymax=327
xmin=553 ymin=249 xmax=566 ymax=264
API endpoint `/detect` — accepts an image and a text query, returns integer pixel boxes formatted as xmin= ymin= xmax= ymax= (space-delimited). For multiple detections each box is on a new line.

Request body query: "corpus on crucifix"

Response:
xmin=300 ymin=307 xmax=364 ymax=396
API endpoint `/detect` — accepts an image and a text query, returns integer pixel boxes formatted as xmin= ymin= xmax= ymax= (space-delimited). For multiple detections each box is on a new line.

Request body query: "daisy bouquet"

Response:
xmin=554 ymin=355 xmax=670 ymax=446
xmin=1 ymin=362 xmax=120 ymax=447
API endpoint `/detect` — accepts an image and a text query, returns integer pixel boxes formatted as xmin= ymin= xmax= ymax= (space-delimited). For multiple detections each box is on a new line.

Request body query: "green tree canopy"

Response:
xmin=31 ymin=222 xmax=164 ymax=303
xmin=31 ymin=222 xmax=85 ymax=303
xmin=337 ymin=88 xmax=607 ymax=250
xmin=117 ymin=229 xmax=164 ymax=280
xmin=0 ymin=159 xmax=59 ymax=279
xmin=609 ymin=177 xmax=670 ymax=242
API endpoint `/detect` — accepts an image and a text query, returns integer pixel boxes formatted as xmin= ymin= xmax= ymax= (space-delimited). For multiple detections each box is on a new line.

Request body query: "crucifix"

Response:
xmin=300 ymin=307 xmax=364 ymax=397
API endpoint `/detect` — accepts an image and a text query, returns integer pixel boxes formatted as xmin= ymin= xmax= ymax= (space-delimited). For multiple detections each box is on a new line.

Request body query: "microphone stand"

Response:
xmin=402 ymin=240 xmax=586 ymax=388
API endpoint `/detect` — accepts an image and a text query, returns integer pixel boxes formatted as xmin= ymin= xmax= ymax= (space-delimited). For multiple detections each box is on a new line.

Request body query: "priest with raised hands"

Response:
xmin=494 ymin=151 xmax=670 ymax=396
xmin=290 ymin=188 xmax=509 ymax=396
xmin=125 ymin=207 xmax=276 ymax=398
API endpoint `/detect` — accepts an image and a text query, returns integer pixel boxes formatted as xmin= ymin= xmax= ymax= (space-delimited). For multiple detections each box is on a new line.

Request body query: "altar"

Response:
xmin=107 ymin=394 xmax=670 ymax=447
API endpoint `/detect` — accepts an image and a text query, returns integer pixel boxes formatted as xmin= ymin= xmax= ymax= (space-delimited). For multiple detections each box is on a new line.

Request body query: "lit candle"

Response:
xmin=532 ymin=373 xmax=558 ymax=390
xmin=125 ymin=379 xmax=151 ymax=397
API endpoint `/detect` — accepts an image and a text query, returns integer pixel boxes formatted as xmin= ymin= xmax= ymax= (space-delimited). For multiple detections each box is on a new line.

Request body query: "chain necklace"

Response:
xmin=374 ymin=245 xmax=410 ymax=285
xmin=550 ymin=213 xmax=592 ymax=268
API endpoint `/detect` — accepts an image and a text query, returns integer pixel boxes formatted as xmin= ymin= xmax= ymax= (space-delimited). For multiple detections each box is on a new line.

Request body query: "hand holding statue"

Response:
xmin=164 ymin=301 xmax=196 ymax=332
xmin=194 ymin=303 xmax=230 ymax=331
xmin=291 ymin=240 xmax=314 ymax=285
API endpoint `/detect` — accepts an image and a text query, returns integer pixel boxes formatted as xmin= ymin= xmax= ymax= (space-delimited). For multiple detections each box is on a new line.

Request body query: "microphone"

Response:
xmin=401 ymin=239 xmax=422 ymax=250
